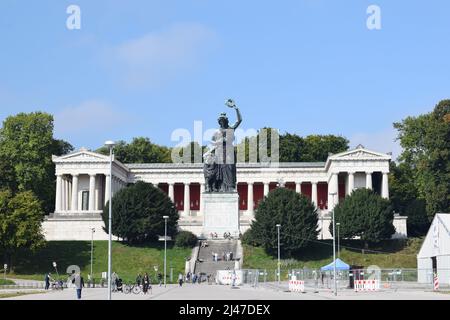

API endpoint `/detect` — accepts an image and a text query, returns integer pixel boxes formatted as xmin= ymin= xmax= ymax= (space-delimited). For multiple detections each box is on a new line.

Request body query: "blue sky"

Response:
xmin=1 ymin=1 xmax=449 ymax=159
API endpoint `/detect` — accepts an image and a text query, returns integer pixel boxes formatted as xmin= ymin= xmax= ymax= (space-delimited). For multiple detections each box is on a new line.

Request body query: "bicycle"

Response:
xmin=123 ymin=283 xmax=142 ymax=294
xmin=51 ymin=280 xmax=64 ymax=291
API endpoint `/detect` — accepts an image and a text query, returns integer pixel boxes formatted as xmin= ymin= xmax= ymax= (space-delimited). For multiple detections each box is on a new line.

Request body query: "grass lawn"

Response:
xmin=5 ymin=241 xmax=192 ymax=284
xmin=0 ymin=279 xmax=15 ymax=285
xmin=0 ymin=291 xmax=45 ymax=299
xmin=243 ymin=237 xmax=423 ymax=273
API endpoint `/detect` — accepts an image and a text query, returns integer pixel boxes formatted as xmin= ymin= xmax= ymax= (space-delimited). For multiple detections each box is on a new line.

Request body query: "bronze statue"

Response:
xmin=203 ymin=99 xmax=242 ymax=192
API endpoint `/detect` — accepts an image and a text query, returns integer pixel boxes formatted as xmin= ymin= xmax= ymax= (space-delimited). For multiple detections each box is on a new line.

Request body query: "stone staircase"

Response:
xmin=194 ymin=240 xmax=240 ymax=276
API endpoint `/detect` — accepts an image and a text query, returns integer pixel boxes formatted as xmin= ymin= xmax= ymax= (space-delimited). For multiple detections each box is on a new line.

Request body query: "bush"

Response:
xmin=175 ymin=231 xmax=198 ymax=248
xmin=0 ymin=279 xmax=15 ymax=285
xmin=249 ymin=188 xmax=318 ymax=256
xmin=330 ymin=188 xmax=395 ymax=246
xmin=241 ymin=228 xmax=259 ymax=246
xmin=405 ymin=199 xmax=430 ymax=237
xmin=102 ymin=181 xmax=178 ymax=244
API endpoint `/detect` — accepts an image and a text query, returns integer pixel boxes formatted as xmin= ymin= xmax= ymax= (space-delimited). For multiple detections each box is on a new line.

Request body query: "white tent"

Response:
xmin=417 ymin=213 xmax=450 ymax=285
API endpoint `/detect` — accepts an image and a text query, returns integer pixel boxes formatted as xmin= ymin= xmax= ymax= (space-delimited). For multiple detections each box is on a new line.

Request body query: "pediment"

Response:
xmin=53 ymin=149 xmax=110 ymax=163
xmin=328 ymin=146 xmax=391 ymax=161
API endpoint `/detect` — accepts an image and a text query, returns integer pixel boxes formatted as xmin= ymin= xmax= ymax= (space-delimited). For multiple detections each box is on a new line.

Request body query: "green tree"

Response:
xmin=97 ymin=137 xmax=171 ymax=163
xmin=235 ymin=127 xmax=279 ymax=163
xmin=404 ymin=199 xmax=430 ymax=237
xmin=300 ymin=135 xmax=349 ymax=162
xmin=248 ymin=188 xmax=318 ymax=256
xmin=102 ymin=181 xmax=178 ymax=244
xmin=279 ymin=133 xmax=305 ymax=162
xmin=389 ymin=162 xmax=418 ymax=214
xmin=389 ymin=161 xmax=429 ymax=236
xmin=172 ymin=141 xmax=206 ymax=163
xmin=394 ymin=99 xmax=450 ymax=219
xmin=0 ymin=190 xmax=46 ymax=271
xmin=0 ymin=112 xmax=73 ymax=214
xmin=330 ymin=188 xmax=395 ymax=246
xmin=175 ymin=230 xmax=198 ymax=248
xmin=236 ymin=130 xmax=349 ymax=163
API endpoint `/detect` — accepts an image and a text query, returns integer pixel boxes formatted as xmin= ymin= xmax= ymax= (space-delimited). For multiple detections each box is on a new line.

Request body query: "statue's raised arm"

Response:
xmin=225 ymin=99 xmax=242 ymax=130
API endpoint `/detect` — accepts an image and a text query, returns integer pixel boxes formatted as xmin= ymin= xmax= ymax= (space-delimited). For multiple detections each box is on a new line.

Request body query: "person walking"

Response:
xmin=44 ymin=273 xmax=51 ymax=290
xmin=231 ymin=271 xmax=237 ymax=287
xmin=142 ymin=273 xmax=150 ymax=294
xmin=111 ymin=272 xmax=118 ymax=292
xmin=178 ymin=273 xmax=184 ymax=287
xmin=73 ymin=273 xmax=85 ymax=299
xmin=186 ymin=271 xmax=191 ymax=283
xmin=157 ymin=272 xmax=163 ymax=286
xmin=136 ymin=273 xmax=142 ymax=287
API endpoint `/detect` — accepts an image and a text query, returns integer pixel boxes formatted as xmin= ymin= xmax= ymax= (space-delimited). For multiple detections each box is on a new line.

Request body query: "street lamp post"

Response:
xmin=90 ymin=228 xmax=95 ymax=281
xmin=336 ymin=223 xmax=340 ymax=258
xmin=330 ymin=191 xmax=337 ymax=296
xmin=52 ymin=261 xmax=59 ymax=279
xmin=276 ymin=224 xmax=281 ymax=284
xmin=163 ymin=215 xmax=169 ymax=287
xmin=105 ymin=140 xmax=115 ymax=300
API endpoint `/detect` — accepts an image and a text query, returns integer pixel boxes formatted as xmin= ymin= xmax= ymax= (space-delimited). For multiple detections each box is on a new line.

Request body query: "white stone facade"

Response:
xmin=43 ymin=145 xmax=408 ymax=240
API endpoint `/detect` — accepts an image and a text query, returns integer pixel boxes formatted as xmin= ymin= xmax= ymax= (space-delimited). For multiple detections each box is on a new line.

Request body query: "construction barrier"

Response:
xmin=216 ymin=270 xmax=243 ymax=286
xmin=289 ymin=279 xmax=305 ymax=293
xmin=433 ymin=274 xmax=439 ymax=291
xmin=354 ymin=280 xmax=380 ymax=292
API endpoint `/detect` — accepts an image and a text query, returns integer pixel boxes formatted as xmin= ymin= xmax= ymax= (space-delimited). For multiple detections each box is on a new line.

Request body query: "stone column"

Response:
xmin=328 ymin=173 xmax=339 ymax=211
xmin=366 ymin=172 xmax=373 ymax=190
xmin=247 ymin=182 xmax=254 ymax=216
xmin=381 ymin=172 xmax=389 ymax=199
xmin=348 ymin=172 xmax=355 ymax=195
xmin=184 ymin=183 xmax=190 ymax=216
xmin=62 ymin=177 xmax=68 ymax=211
xmin=71 ymin=174 xmax=79 ymax=212
xmin=55 ymin=174 xmax=62 ymax=212
xmin=61 ymin=177 xmax=65 ymax=211
xmin=263 ymin=182 xmax=269 ymax=197
xmin=89 ymin=174 xmax=96 ymax=211
xmin=68 ymin=178 xmax=72 ymax=211
xmin=168 ymin=183 xmax=175 ymax=202
xmin=312 ymin=182 xmax=318 ymax=207
xmin=105 ymin=174 xmax=111 ymax=206
xmin=199 ymin=183 xmax=205 ymax=216
xmin=334 ymin=173 xmax=339 ymax=206
xmin=295 ymin=182 xmax=302 ymax=194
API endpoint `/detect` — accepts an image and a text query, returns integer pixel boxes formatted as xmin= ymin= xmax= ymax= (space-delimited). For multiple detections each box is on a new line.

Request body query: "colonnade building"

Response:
xmin=43 ymin=144 xmax=407 ymax=240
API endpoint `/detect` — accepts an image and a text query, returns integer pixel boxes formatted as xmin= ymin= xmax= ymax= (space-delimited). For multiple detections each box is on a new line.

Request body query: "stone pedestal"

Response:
xmin=202 ymin=192 xmax=240 ymax=238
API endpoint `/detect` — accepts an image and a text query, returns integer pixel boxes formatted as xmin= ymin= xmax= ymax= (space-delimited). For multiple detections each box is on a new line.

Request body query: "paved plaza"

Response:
xmin=2 ymin=282 xmax=449 ymax=300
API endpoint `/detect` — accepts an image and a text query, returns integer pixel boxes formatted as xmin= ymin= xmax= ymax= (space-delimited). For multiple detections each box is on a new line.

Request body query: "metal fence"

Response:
xmin=239 ymin=268 xmax=450 ymax=290
xmin=0 ymin=279 xmax=109 ymax=290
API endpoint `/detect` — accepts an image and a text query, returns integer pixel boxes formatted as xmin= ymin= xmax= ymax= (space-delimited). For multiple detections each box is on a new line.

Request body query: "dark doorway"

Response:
xmin=372 ymin=172 xmax=382 ymax=195
xmin=431 ymin=256 xmax=437 ymax=272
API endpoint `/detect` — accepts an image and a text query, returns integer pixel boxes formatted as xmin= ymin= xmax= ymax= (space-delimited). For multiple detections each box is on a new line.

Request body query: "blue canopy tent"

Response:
xmin=320 ymin=258 xmax=350 ymax=271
